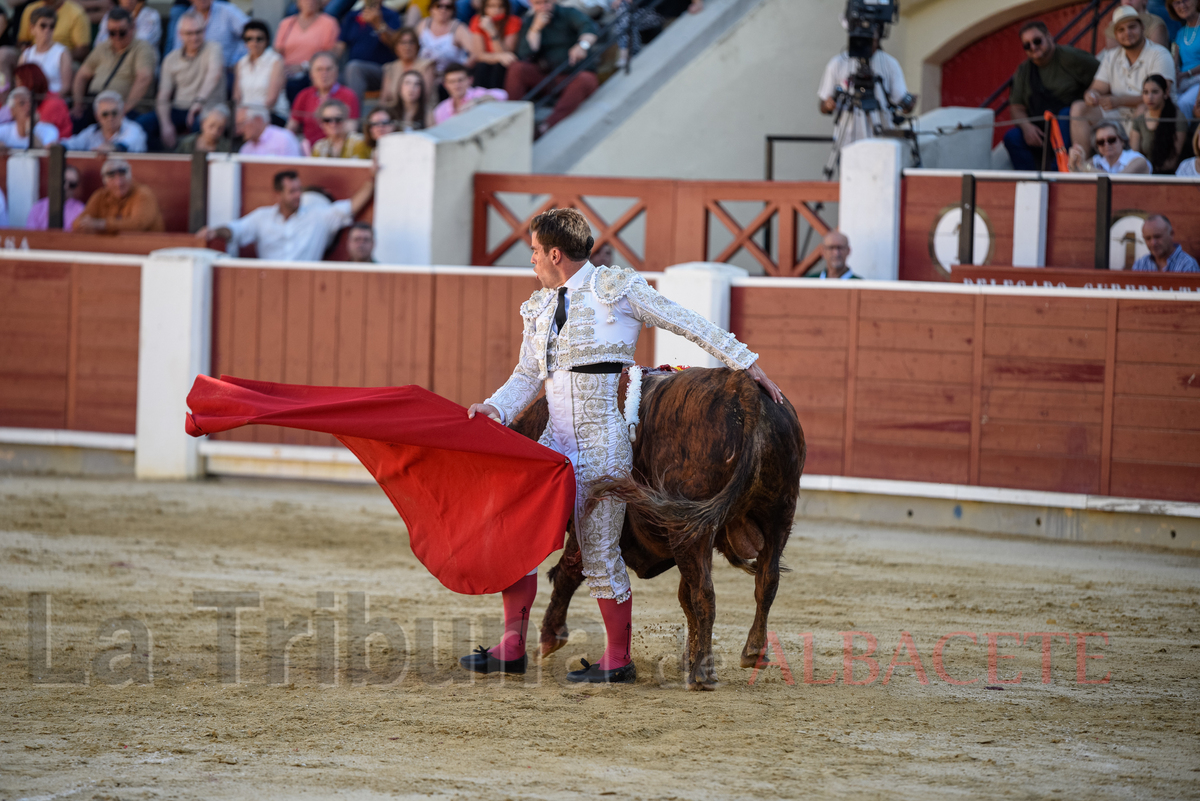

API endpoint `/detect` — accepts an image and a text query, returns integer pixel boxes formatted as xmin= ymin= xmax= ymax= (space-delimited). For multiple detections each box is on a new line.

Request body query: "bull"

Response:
xmin=510 ymin=366 xmax=805 ymax=690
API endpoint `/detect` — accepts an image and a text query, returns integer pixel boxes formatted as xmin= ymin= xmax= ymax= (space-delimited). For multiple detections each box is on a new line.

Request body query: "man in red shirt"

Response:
xmin=289 ymin=51 xmax=359 ymax=146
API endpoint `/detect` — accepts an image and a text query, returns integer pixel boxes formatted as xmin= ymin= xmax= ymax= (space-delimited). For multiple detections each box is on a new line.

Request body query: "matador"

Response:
xmin=459 ymin=208 xmax=782 ymax=683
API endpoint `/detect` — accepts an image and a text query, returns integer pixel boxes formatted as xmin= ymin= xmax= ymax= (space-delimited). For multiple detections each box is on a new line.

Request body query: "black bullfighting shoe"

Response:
xmin=459 ymin=646 xmax=527 ymax=675
xmin=566 ymin=659 xmax=637 ymax=684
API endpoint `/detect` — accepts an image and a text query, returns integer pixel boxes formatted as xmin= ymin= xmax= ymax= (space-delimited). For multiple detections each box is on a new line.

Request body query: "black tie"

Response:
xmin=554 ymin=287 xmax=568 ymax=332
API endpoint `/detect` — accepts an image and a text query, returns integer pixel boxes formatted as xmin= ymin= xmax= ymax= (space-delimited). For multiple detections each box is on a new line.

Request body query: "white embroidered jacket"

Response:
xmin=485 ymin=263 xmax=758 ymax=425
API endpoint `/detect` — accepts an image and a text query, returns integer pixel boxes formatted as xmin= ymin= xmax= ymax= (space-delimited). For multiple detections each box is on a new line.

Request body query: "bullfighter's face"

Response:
xmin=530 ymin=232 xmax=566 ymax=289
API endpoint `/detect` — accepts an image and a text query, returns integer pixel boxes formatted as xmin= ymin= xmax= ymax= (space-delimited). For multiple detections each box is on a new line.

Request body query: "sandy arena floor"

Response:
xmin=0 ymin=474 xmax=1198 ymax=800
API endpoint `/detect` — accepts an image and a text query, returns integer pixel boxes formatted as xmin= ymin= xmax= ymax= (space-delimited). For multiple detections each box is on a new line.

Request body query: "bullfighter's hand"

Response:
xmin=468 ymin=403 xmax=502 ymax=422
xmin=746 ymin=363 xmax=783 ymax=404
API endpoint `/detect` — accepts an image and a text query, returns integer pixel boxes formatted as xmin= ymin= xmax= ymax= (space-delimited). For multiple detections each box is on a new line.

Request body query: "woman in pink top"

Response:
xmin=275 ymin=0 xmax=340 ymax=100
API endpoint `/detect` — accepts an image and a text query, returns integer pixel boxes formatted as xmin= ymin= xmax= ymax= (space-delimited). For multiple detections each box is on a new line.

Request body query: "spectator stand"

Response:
xmin=967 ymin=0 xmax=1122 ymax=148
xmin=3 ymin=148 xmax=200 ymax=232
xmin=516 ymin=0 xmax=675 ymax=128
xmin=901 ymin=168 xmax=1200 ymax=282
xmin=206 ymin=152 xmax=375 ymax=259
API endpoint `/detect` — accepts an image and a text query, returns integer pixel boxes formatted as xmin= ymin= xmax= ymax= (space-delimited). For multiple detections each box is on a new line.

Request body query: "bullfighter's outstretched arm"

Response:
xmin=477 ymin=315 xmax=544 ymax=425
xmin=623 ymin=279 xmax=783 ymax=403
xmin=623 ymin=279 xmax=756 ymax=369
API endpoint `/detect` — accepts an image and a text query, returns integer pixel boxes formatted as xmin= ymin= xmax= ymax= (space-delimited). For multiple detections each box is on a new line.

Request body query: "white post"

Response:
xmin=838 ymin=139 xmax=903 ymax=281
xmin=1012 ymin=181 xmax=1050 ymax=267
xmin=135 ymin=248 xmax=216 ymax=479
xmin=207 ymin=154 xmax=241 ymax=256
xmin=374 ymin=101 xmax=533 ymax=265
xmin=653 ymin=262 xmax=747 ymax=368
xmin=6 ymin=153 xmax=40 ymax=228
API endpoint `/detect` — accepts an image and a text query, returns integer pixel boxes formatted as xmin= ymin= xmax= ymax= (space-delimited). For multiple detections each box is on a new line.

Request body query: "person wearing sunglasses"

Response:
xmin=362 ymin=106 xmax=397 ymax=150
xmin=25 ymin=164 xmax=85 ymax=230
xmin=63 ymin=89 xmax=148 ymax=151
xmin=148 ymin=10 xmax=225 ymax=151
xmin=94 ymin=0 xmax=162 ymax=50
xmin=16 ymin=0 xmax=90 ymax=62
xmin=71 ymin=6 xmax=157 ymax=128
xmin=72 ymin=157 xmax=165 ymax=233
xmin=18 ymin=6 xmax=71 ymax=93
xmin=234 ymin=20 xmax=289 ymax=124
xmin=1074 ymin=5 xmax=1175 ymax=156
xmin=310 ymin=97 xmax=370 ymax=158
xmin=507 ymin=0 xmax=600 ymax=134
xmin=1003 ymin=20 xmax=1098 ymax=171
xmin=1068 ymin=120 xmax=1151 ymax=173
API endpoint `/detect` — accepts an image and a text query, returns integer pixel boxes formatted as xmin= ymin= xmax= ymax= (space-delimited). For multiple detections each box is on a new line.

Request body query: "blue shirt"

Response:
xmin=173 ymin=1 xmax=248 ymax=69
xmin=1132 ymin=243 xmax=1200 ymax=273
xmin=339 ymin=6 xmax=401 ymax=65
xmin=1176 ymin=24 xmax=1200 ymax=72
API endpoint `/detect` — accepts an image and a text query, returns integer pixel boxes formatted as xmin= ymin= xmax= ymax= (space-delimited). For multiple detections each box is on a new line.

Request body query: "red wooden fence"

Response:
xmin=473 ymin=173 xmax=837 ymax=276
xmin=208 ymin=266 xmax=656 ymax=447
xmin=0 ymin=257 xmax=140 ymax=433
xmin=731 ymin=282 xmax=1200 ymax=504
xmin=901 ymin=174 xmax=1200 ymax=281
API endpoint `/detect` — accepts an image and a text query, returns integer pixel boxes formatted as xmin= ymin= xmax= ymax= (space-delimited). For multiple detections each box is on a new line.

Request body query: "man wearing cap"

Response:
xmin=1072 ymin=4 xmax=1175 ymax=154
xmin=72 ymin=158 xmax=165 ymax=233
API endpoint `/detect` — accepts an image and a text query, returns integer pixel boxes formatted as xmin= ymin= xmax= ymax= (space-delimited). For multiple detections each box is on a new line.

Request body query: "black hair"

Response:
xmin=273 ymin=170 xmax=300 ymax=191
xmin=1143 ymin=74 xmax=1180 ymax=174
xmin=1019 ymin=20 xmax=1050 ymax=39
xmin=443 ymin=61 xmax=470 ymax=78
xmin=350 ymin=221 xmax=373 ymax=233
xmin=242 ymin=19 xmax=271 ymax=40
xmin=108 ymin=7 xmax=132 ymax=24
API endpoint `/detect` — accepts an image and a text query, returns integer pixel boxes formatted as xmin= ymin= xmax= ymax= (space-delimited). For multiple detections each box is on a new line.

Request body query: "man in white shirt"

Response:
xmin=1072 ymin=5 xmax=1175 ymax=154
xmin=197 ymin=168 xmax=375 ymax=261
xmin=817 ymin=37 xmax=914 ymax=147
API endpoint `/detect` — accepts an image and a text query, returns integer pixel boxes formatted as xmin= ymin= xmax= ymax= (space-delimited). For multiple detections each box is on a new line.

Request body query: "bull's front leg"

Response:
xmin=675 ymin=548 xmax=718 ymax=690
xmin=539 ymin=529 xmax=583 ymax=658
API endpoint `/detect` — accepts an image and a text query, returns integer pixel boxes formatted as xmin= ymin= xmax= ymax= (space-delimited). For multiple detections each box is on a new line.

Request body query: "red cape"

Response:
xmin=185 ymin=375 xmax=574 ymax=595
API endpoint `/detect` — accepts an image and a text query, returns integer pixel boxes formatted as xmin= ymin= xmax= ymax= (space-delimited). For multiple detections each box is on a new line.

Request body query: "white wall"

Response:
xmin=557 ymin=0 xmax=847 ymax=182
xmin=375 ymin=101 xmax=533 ymax=265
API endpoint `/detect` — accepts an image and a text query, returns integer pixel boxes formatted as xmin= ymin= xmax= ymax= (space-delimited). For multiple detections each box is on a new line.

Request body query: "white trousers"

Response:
xmin=540 ymin=371 xmax=632 ymax=602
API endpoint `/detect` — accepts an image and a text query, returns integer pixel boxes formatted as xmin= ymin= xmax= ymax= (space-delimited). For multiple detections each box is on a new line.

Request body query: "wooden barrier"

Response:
xmin=954 ymin=266 xmax=1200 ymax=291
xmin=208 ymin=265 xmax=656 ymax=447
xmin=730 ymin=281 xmax=1200 ymax=504
xmin=239 ymin=161 xmax=374 ymax=222
xmin=0 ymin=257 xmax=140 ymax=434
xmin=36 ymin=153 xmax=196 ymax=233
xmin=0 ymin=229 xmax=220 ymax=254
xmin=473 ymin=173 xmax=837 ymax=276
xmin=901 ymin=173 xmax=1200 ymax=281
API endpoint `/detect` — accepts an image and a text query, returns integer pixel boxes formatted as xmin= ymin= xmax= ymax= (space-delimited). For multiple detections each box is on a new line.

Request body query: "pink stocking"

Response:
xmin=596 ymin=593 xmax=633 ymax=669
xmin=490 ymin=572 xmax=537 ymax=660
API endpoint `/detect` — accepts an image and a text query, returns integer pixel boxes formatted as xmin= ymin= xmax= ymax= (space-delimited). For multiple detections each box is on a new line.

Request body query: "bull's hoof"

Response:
xmin=685 ymin=678 xmax=718 ymax=691
xmin=740 ymin=652 xmax=764 ymax=669
xmin=539 ymin=628 xmax=569 ymax=658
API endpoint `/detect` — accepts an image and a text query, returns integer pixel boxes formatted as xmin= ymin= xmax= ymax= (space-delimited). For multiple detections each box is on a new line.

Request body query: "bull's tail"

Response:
xmin=588 ymin=372 xmax=765 ymax=553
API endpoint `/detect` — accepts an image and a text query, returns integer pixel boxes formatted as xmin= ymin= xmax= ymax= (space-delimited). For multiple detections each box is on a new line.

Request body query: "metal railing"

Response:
xmin=521 ymin=0 xmax=675 ymax=117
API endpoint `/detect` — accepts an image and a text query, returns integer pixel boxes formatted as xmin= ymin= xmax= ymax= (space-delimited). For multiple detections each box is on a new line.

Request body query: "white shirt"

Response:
xmin=19 ymin=43 xmax=67 ymax=92
xmin=224 ymin=199 xmax=354 ymax=261
xmin=236 ymin=48 xmax=290 ymax=119
xmin=817 ymin=49 xmax=908 ymax=143
xmin=1090 ymin=148 xmax=1149 ymax=173
xmin=0 ymin=120 xmax=60 ymax=148
xmin=1176 ymin=157 xmax=1198 ymax=177
xmin=1095 ymin=41 xmax=1176 ymax=118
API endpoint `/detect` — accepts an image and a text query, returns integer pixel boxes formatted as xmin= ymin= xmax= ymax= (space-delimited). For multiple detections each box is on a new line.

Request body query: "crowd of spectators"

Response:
xmin=0 ymin=0 xmax=704 ymax=165
xmin=1005 ymin=0 xmax=1200 ymax=176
